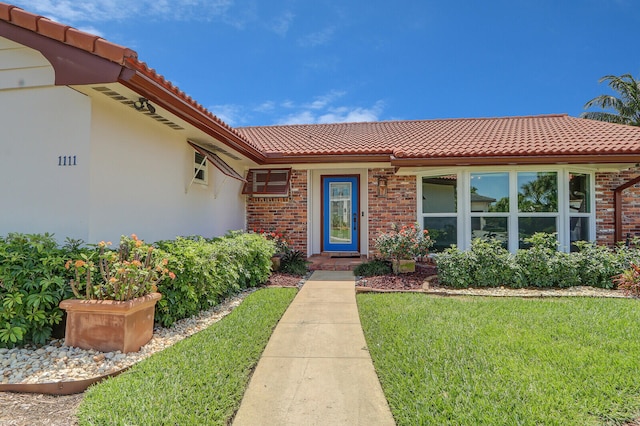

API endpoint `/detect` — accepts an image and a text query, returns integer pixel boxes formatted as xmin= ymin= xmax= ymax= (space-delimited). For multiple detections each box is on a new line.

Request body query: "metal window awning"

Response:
xmin=242 ymin=168 xmax=292 ymax=196
xmin=188 ymin=141 xmax=246 ymax=182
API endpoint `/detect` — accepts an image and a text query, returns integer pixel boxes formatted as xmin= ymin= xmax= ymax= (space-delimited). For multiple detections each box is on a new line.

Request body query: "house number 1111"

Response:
xmin=58 ymin=155 xmax=77 ymax=166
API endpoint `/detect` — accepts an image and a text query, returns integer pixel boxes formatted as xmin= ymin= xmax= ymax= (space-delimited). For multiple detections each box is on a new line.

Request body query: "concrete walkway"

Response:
xmin=233 ymin=271 xmax=395 ymax=426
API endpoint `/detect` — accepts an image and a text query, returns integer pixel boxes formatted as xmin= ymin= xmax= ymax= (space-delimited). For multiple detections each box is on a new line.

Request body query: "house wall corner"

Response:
xmin=246 ymin=169 xmax=308 ymax=255
xmin=367 ymin=168 xmax=417 ymax=257
xmin=595 ymin=166 xmax=640 ymax=247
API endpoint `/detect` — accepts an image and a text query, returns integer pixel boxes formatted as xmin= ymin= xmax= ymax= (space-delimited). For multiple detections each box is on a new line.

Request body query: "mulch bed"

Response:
xmin=355 ymin=264 xmax=438 ymax=291
xmin=263 ymin=273 xmax=306 ymax=287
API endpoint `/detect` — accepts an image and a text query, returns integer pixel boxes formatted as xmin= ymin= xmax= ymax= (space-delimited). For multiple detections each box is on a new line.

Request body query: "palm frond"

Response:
xmin=583 ymin=73 xmax=640 ymax=127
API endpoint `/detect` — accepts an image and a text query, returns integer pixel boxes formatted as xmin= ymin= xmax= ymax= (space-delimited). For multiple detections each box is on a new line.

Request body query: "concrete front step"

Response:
xmin=307 ymin=255 xmax=367 ymax=271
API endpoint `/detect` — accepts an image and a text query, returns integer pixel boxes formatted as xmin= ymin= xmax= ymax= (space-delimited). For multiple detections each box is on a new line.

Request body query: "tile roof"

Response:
xmin=0 ymin=3 xmax=264 ymax=163
xmin=3 ymin=3 xmax=640 ymax=167
xmin=238 ymin=114 xmax=640 ymax=165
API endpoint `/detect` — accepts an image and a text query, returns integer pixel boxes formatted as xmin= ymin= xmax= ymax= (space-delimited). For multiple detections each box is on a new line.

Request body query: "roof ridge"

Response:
xmin=0 ymin=3 xmax=137 ymax=64
xmin=238 ymin=113 xmax=570 ymax=129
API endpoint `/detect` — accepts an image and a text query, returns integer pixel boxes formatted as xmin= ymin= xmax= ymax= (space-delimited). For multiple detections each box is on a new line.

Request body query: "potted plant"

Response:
xmin=255 ymin=229 xmax=290 ymax=271
xmin=59 ymin=234 xmax=175 ymax=353
xmin=375 ymin=223 xmax=433 ymax=274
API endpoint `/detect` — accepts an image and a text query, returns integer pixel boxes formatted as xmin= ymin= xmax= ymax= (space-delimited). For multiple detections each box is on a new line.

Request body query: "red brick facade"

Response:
xmin=595 ymin=166 xmax=640 ymax=246
xmin=246 ymin=166 xmax=640 ymax=256
xmin=246 ymin=170 xmax=308 ymax=255
xmin=367 ymin=168 xmax=417 ymax=257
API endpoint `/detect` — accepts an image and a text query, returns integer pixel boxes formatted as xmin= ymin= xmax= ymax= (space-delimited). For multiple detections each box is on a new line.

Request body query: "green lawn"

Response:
xmin=357 ymin=294 xmax=640 ymax=425
xmin=77 ymin=288 xmax=297 ymax=425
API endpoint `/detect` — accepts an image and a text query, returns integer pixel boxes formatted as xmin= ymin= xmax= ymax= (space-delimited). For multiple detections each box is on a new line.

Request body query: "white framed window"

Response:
xmin=193 ymin=151 xmax=208 ymax=185
xmin=418 ymin=167 xmax=595 ymax=252
xmin=421 ymin=174 xmax=459 ymax=252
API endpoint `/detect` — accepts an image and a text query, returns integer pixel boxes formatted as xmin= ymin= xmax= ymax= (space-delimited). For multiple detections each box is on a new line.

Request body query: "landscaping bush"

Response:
xmin=354 ymin=259 xmax=392 ymax=277
xmin=0 ymin=233 xmax=88 ymax=347
xmin=437 ymin=239 xmax=521 ymax=288
xmin=514 ymin=232 xmax=563 ymax=287
xmin=279 ymin=250 xmax=309 ymax=276
xmin=437 ymin=232 xmax=640 ymax=289
xmin=154 ymin=232 xmax=275 ymax=327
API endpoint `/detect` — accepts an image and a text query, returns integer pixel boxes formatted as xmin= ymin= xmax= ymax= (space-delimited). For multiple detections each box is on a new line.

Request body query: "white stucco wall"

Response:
xmin=87 ymin=94 xmax=246 ymax=244
xmin=0 ymin=84 xmax=92 ymax=241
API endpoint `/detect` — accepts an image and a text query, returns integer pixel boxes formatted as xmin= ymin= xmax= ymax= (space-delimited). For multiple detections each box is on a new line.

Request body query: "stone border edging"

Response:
xmin=355 ymin=285 xmax=628 ymax=298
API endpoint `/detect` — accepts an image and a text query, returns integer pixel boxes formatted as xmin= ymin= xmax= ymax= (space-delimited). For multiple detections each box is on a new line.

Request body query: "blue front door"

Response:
xmin=322 ymin=176 xmax=359 ymax=252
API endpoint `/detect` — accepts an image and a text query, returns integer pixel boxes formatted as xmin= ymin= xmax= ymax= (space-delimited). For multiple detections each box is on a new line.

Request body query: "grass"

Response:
xmin=357 ymin=294 xmax=640 ymax=425
xmin=76 ymin=287 xmax=297 ymax=425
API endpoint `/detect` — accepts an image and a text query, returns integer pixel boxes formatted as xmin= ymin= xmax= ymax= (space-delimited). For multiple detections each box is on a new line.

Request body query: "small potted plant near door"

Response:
xmin=375 ymin=223 xmax=433 ymax=274
xmin=60 ymin=234 xmax=175 ymax=353
xmin=256 ymin=229 xmax=290 ymax=271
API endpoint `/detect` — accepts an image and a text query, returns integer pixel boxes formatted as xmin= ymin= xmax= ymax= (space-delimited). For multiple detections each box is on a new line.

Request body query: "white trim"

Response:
xmin=416 ymin=166 xmax=596 ymax=252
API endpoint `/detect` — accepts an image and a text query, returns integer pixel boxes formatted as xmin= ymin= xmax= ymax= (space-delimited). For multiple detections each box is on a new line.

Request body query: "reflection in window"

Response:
xmin=424 ymin=217 xmax=457 ymax=253
xmin=471 ymin=217 xmax=508 ymax=248
xmin=518 ymin=217 xmax=557 ymax=248
xmin=470 ymin=172 xmax=509 ymax=212
xmin=423 ymin=176 xmax=457 ymax=213
xmin=569 ymin=173 xmax=590 ymax=213
xmin=518 ymin=172 xmax=558 ymax=212
xmin=569 ymin=217 xmax=589 ymax=252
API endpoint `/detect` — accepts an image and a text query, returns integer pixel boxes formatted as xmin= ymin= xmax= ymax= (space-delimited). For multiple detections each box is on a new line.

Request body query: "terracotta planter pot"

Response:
xmin=59 ymin=292 xmax=161 ymax=353
xmin=392 ymin=259 xmax=416 ymax=274
xmin=271 ymin=255 xmax=282 ymax=271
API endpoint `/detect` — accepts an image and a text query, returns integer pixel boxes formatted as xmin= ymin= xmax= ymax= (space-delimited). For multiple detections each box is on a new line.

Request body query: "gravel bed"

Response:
xmin=1 ymin=290 xmax=253 ymax=386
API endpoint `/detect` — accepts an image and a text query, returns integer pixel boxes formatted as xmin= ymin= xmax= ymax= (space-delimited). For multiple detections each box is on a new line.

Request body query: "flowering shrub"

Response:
xmin=254 ymin=229 xmax=289 ymax=255
xmin=65 ymin=234 xmax=175 ymax=301
xmin=375 ymin=223 xmax=433 ymax=261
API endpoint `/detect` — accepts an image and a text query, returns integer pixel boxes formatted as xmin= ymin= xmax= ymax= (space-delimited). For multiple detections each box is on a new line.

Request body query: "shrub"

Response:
xmin=615 ymin=264 xmax=640 ymax=297
xmin=437 ymin=233 xmax=640 ymax=290
xmin=375 ymin=223 xmax=433 ymax=261
xmin=573 ymin=241 xmax=624 ymax=289
xmin=354 ymin=259 xmax=392 ymax=277
xmin=436 ymin=239 xmax=521 ymax=288
xmin=514 ymin=233 xmax=558 ymax=287
xmin=436 ymin=246 xmax=476 ymax=288
xmin=154 ymin=232 xmax=274 ymax=327
xmin=279 ymin=250 xmax=309 ymax=276
xmin=0 ymin=233 xmax=86 ymax=347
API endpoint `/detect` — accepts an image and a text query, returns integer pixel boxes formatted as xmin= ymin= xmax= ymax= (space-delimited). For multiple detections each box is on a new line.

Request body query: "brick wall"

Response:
xmin=246 ymin=170 xmax=308 ymax=255
xmin=595 ymin=166 xmax=640 ymax=246
xmin=368 ymin=168 xmax=417 ymax=256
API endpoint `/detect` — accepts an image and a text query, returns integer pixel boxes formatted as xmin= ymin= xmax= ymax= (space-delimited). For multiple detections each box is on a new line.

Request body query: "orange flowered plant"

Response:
xmin=65 ymin=234 xmax=175 ymax=301
xmin=253 ymin=228 xmax=289 ymax=255
xmin=375 ymin=223 xmax=434 ymax=261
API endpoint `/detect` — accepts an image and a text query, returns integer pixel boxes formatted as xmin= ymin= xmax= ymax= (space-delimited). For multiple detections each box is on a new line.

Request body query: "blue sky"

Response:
xmin=14 ymin=0 xmax=640 ymax=127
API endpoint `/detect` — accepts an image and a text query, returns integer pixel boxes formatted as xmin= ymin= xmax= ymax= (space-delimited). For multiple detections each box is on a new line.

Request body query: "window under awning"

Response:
xmin=242 ymin=168 xmax=292 ymax=196
xmin=188 ymin=141 xmax=246 ymax=182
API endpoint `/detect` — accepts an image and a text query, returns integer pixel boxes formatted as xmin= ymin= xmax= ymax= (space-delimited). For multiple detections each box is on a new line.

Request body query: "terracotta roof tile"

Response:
xmin=0 ymin=3 xmax=263 ymax=158
xmin=0 ymin=3 xmax=137 ymax=64
xmin=238 ymin=114 xmax=640 ymax=162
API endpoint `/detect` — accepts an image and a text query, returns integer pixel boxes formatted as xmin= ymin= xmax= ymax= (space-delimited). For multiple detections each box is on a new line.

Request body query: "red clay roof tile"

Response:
xmin=0 ymin=3 xmax=137 ymax=64
xmin=9 ymin=6 xmax=37 ymax=30
xmin=237 ymin=114 xmax=640 ymax=162
xmin=0 ymin=2 xmax=263 ymax=159
xmin=36 ymin=18 xmax=69 ymax=41
xmin=3 ymin=3 xmax=640 ymax=165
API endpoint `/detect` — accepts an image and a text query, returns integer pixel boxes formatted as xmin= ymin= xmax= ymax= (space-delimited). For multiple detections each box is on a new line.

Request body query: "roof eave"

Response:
xmin=118 ymin=69 xmax=266 ymax=164
xmin=390 ymin=153 xmax=640 ymax=167
xmin=262 ymin=152 xmax=392 ymax=164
